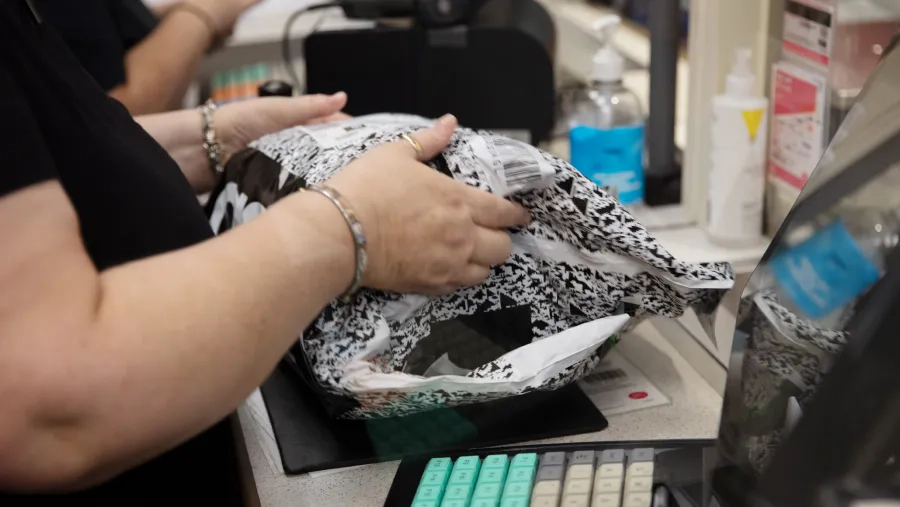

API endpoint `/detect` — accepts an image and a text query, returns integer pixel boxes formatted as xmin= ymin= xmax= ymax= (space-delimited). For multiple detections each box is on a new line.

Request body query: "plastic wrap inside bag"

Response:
xmin=718 ymin=289 xmax=850 ymax=474
xmin=206 ymin=114 xmax=734 ymax=419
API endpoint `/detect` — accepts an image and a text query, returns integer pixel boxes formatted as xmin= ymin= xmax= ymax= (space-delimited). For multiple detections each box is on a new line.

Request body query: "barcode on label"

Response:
xmin=493 ymin=138 xmax=545 ymax=187
xmin=312 ymin=124 xmax=372 ymax=149
xmin=330 ymin=125 xmax=365 ymax=142
xmin=582 ymin=368 xmax=627 ymax=384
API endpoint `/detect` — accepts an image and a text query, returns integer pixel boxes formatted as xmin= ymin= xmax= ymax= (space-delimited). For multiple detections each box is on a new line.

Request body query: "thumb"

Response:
xmin=408 ymin=114 xmax=458 ymax=160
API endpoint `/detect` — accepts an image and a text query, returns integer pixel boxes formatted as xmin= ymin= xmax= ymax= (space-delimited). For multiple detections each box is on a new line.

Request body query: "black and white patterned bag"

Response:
xmin=718 ymin=290 xmax=849 ymax=473
xmin=207 ymin=114 xmax=734 ymax=419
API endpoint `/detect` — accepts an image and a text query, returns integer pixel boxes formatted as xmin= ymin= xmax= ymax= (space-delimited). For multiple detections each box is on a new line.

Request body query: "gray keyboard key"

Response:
xmin=570 ymin=450 xmax=595 ymax=465
xmin=631 ymin=448 xmax=655 ymax=462
xmin=600 ymin=450 xmax=625 ymax=464
xmin=537 ymin=465 xmax=565 ymax=481
xmin=542 ymin=452 xmax=566 ymax=467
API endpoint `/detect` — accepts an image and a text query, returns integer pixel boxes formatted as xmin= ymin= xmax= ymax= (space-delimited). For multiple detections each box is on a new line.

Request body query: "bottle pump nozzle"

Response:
xmin=591 ymin=15 xmax=624 ymax=83
xmin=726 ymin=48 xmax=756 ymax=97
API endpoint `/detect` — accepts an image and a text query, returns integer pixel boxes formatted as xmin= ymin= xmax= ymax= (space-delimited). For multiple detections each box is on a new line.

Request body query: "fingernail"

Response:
xmin=331 ymin=91 xmax=347 ymax=101
xmin=437 ymin=114 xmax=456 ymax=126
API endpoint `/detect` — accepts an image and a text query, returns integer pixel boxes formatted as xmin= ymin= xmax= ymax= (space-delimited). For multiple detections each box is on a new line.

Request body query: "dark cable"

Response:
xmin=282 ymin=2 xmax=342 ymax=94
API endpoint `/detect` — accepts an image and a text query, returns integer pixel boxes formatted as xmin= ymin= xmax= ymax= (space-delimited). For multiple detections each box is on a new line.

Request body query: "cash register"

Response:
xmin=379 ymin=28 xmax=900 ymax=507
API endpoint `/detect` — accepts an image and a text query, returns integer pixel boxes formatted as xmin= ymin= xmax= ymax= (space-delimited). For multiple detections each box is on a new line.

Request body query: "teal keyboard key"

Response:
xmin=413 ymin=501 xmax=439 ymax=507
xmin=444 ymin=484 xmax=474 ymax=503
xmin=415 ymin=486 xmax=443 ymax=502
xmin=426 ymin=458 xmax=452 ymax=472
xmin=511 ymin=453 xmax=538 ymax=469
xmin=483 ymin=455 xmax=509 ymax=470
xmin=507 ymin=467 xmax=534 ymax=483
xmin=471 ymin=499 xmax=500 ymax=507
xmin=449 ymin=468 xmax=477 ymax=487
xmin=455 ymin=456 xmax=481 ymax=470
xmin=474 ymin=482 xmax=502 ymax=500
xmin=440 ymin=501 xmax=467 ymax=507
xmin=502 ymin=481 xmax=532 ymax=498
xmin=420 ymin=469 xmax=450 ymax=488
xmin=499 ymin=498 xmax=529 ymax=507
xmin=478 ymin=467 xmax=507 ymax=484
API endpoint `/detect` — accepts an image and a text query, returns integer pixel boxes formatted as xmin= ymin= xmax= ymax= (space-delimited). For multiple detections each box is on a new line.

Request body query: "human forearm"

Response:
xmin=109 ymin=10 xmax=213 ymax=114
xmin=0 ymin=184 xmax=352 ymax=491
xmin=136 ymin=94 xmax=350 ymax=194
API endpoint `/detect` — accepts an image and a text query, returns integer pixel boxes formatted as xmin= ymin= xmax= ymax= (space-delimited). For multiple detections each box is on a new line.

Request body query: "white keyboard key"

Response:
xmin=562 ymin=494 xmax=590 ymax=507
xmin=567 ymin=464 xmax=594 ymax=480
xmin=597 ymin=463 xmax=623 ymax=478
xmin=627 ymin=461 xmax=654 ymax=477
xmin=593 ymin=477 xmax=622 ymax=494
xmin=592 ymin=493 xmax=621 ymax=507
xmin=625 ymin=475 xmax=653 ymax=493
xmin=564 ymin=478 xmax=592 ymax=495
xmin=623 ymin=491 xmax=653 ymax=507
xmin=533 ymin=480 xmax=561 ymax=497
xmin=531 ymin=496 xmax=560 ymax=507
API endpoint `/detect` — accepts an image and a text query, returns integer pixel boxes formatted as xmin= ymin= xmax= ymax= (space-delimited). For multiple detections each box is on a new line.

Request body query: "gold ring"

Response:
xmin=401 ymin=133 xmax=424 ymax=160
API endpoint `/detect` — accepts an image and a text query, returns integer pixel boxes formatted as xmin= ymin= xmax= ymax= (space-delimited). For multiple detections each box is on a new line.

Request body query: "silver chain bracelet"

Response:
xmin=303 ymin=184 xmax=368 ymax=303
xmin=200 ymin=99 xmax=225 ymax=175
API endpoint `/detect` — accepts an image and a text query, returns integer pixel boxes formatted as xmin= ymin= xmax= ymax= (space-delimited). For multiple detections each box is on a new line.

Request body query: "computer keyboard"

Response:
xmin=383 ymin=441 xmax=713 ymax=507
xmin=410 ymin=449 xmax=654 ymax=507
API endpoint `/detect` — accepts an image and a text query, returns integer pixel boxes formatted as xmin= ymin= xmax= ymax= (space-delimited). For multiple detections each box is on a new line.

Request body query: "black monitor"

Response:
xmin=712 ymin=31 xmax=900 ymax=507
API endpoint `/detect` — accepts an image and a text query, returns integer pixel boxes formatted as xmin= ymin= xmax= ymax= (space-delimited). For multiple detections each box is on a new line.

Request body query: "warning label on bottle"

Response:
xmin=742 ymin=109 xmax=765 ymax=142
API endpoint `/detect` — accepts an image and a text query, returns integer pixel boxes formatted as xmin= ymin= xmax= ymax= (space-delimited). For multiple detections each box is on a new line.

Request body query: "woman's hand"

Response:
xmin=217 ymin=93 xmax=349 ymax=158
xmin=325 ymin=115 xmax=532 ymax=295
xmin=136 ymin=93 xmax=347 ymax=193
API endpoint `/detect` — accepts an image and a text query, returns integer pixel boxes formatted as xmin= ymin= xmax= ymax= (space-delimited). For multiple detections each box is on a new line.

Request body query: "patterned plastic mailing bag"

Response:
xmin=206 ymin=114 xmax=734 ymax=419
xmin=718 ymin=290 xmax=849 ymax=473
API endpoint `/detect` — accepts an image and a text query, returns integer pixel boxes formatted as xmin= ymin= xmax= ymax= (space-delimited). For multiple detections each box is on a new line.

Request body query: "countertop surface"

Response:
xmin=240 ymin=321 xmax=724 ymax=507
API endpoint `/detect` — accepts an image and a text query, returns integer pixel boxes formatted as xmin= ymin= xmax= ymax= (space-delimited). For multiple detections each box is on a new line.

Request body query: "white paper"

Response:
xmin=339 ymin=314 xmax=629 ymax=392
xmin=577 ymin=351 xmax=670 ymax=416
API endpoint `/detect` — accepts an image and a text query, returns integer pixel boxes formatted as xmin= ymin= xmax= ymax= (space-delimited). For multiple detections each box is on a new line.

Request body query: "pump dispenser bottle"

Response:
xmin=569 ymin=15 xmax=646 ymax=207
xmin=707 ymin=48 xmax=769 ymax=246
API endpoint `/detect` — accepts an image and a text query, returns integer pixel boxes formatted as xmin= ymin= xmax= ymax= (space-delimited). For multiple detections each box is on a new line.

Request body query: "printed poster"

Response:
xmin=782 ymin=0 xmax=836 ymax=69
xmin=769 ymin=61 xmax=829 ymax=191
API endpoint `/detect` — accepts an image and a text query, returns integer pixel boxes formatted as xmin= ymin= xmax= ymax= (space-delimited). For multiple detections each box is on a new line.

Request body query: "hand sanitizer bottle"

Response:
xmin=569 ymin=15 xmax=646 ymax=207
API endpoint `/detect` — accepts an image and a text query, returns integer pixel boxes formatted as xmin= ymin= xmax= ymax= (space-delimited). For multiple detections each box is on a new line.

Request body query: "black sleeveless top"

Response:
xmin=33 ymin=0 xmax=159 ymax=91
xmin=0 ymin=1 xmax=246 ymax=504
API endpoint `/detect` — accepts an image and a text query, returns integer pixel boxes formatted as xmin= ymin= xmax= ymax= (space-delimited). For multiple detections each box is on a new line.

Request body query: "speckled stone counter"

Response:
xmin=239 ymin=321 xmax=724 ymax=507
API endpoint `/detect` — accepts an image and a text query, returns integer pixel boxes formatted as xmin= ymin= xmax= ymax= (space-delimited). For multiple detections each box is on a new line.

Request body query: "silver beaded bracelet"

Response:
xmin=304 ymin=184 xmax=368 ymax=303
xmin=200 ymin=99 xmax=225 ymax=176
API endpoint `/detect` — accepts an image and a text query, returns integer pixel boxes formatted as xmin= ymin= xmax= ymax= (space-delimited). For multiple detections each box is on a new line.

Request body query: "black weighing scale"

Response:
xmin=260 ymin=361 xmax=609 ymax=474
